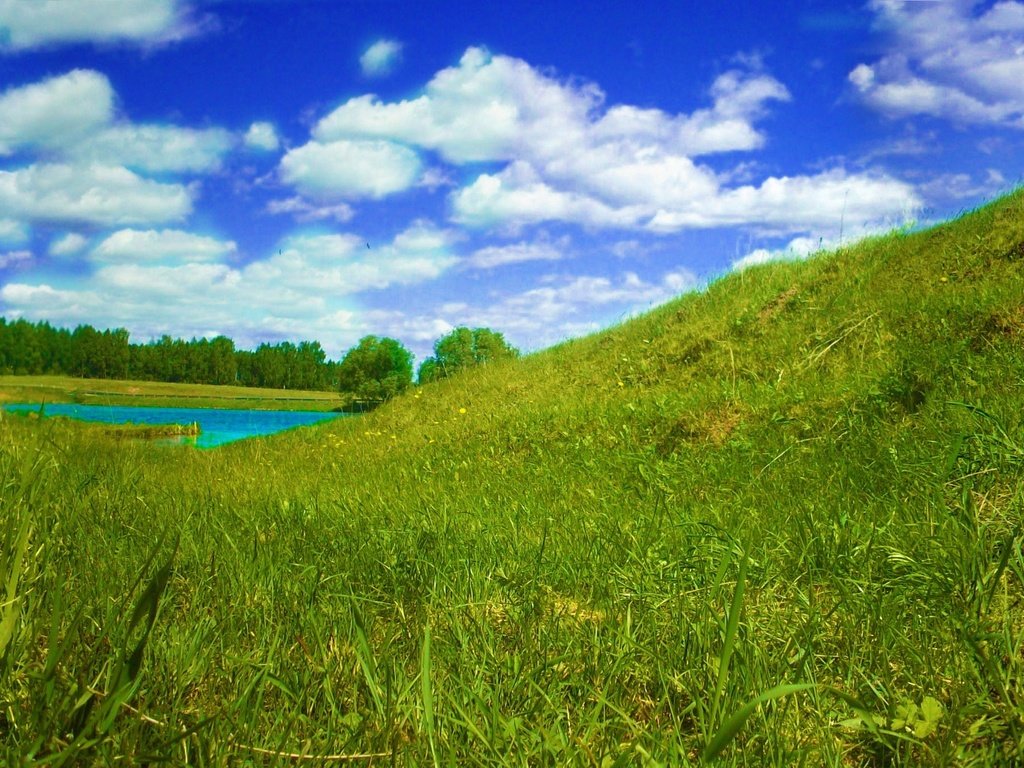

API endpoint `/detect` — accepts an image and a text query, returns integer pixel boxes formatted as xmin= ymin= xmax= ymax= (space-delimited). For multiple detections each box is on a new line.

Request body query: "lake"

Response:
xmin=2 ymin=403 xmax=346 ymax=448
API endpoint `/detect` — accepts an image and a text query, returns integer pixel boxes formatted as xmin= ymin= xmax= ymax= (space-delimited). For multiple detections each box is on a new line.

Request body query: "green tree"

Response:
xmin=337 ymin=336 xmax=413 ymax=401
xmin=418 ymin=327 xmax=518 ymax=383
xmin=208 ymin=336 xmax=237 ymax=385
xmin=294 ymin=341 xmax=327 ymax=390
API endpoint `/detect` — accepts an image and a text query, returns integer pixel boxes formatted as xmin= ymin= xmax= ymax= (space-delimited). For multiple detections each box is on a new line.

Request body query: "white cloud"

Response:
xmin=916 ymin=169 xmax=1010 ymax=202
xmin=266 ymin=196 xmax=354 ymax=223
xmin=48 ymin=232 xmax=88 ymax=256
xmin=607 ymin=239 xmax=650 ymax=259
xmin=360 ymin=38 xmax=403 ymax=77
xmin=0 ymin=0 xmax=194 ymax=50
xmin=95 ymin=261 xmax=234 ymax=296
xmin=850 ymin=0 xmax=1024 ymax=128
xmin=392 ymin=268 xmax=699 ymax=354
xmin=70 ymin=124 xmax=234 ymax=172
xmin=279 ymin=139 xmax=422 ymax=200
xmin=316 ymin=47 xmax=787 ymax=166
xmin=0 ymin=220 xmax=460 ymax=357
xmin=0 ymin=70 xmax=235 ymax=175
xmin=0 ymin=69 xmax=113 ymax=154
xmin=0 ymin=163 xmax=192 ymax=226
xmin=0 ymin=283 xmax=99 ymax=318
xmin=311 ymin=46 xmax=914 ymax=234
xmin=247 ymin=221 xmax=458 ymax=294
xmin=452 ymin=162 xmax=643 ymax=229
xmin=244 ymin=121 xmax=279 ymax=152
xmin=0 ymin=218 xmax=28 ymax=244
xmin=467 ymin=237 xmax=567 ymax=269
xmin=648 ymin=169 xmax=918 ymax=234
xmin=732 ymin=235 xmax=829 ymax=271
xmin=0 ymin=249 xmax=31 ymax=269
xmin=454 ymin=163 xmax=917 ymax=237
xmin=91 ymin=228 xmax=236 ymax=264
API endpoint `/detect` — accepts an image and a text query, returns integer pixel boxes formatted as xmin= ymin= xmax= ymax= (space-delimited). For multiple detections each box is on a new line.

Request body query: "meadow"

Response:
xmin=1 ymin=191 xmax=1023 ymax=765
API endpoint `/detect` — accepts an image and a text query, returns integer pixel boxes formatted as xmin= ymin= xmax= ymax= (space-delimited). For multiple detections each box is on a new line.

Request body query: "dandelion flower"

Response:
xmin=459 ymin=407 xmax=467 ymax=414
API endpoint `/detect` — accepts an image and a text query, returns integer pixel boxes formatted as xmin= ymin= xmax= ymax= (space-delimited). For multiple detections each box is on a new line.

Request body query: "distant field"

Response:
xmin=0 ymin=374 xmax=345 ymax=411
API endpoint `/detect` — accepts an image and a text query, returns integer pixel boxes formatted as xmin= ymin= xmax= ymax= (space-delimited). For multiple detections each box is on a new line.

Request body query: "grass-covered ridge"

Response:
xmin=2 ymin=191 xmax=1023 ymax=765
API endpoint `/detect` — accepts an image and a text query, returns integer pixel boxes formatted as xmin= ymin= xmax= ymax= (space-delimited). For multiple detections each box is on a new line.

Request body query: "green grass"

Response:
xmin=0 ymin=374 xmax=346 ymax=411
xmin=1 ymin=190 xmax=1023 ymax=765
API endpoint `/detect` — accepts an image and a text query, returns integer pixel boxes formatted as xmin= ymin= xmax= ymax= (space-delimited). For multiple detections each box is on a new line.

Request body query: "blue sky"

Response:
xmin=0 ymin=0 xmax=1020 ymax=362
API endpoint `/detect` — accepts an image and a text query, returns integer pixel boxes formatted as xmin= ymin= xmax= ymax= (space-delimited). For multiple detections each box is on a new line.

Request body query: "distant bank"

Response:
xmin=0 ymin=374 xmax=346 ymax=413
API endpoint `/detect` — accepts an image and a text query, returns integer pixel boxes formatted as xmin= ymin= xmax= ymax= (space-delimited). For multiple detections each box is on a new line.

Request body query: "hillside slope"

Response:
xmin=2 ymin=191 xmax=1023 ymax=765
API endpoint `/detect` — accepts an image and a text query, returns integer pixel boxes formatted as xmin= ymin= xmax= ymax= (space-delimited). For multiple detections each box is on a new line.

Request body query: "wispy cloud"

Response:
xmin=360 ymin=38 xmax=403 ymax=77
xmin=266 ymin=196 xmax=354 ymax=223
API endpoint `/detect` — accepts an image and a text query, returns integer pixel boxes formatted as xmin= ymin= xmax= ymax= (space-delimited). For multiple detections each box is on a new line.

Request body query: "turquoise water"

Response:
xmin=3 ymin=403 xmax=346 ymax=448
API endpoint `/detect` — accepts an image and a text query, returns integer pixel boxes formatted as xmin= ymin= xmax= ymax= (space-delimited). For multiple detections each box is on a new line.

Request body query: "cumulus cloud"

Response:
xmin=70 ymin=124 xmax=234 ymax=173
xmin=48 ymin=232 xmax=89 ymax=256
xmin=0 ymin=70 xmax=232 ymax=172
xmin=244 ymin=121 xmax=279 ymax=152
xmin=95 ymin=261 xmax=234 ymax=297
xmin=452 ymin=162 xmax=643 ymax=229
xmin=0 ymin=163 xmax=192 ymax=226
xmin=732 ymin=235 xmax=830 ymax=271
xmin=91 ymin=228 xmax=237 ymax=264
xmin=307 ymin=46 xmax=915 ymax=234
xmin=249 ymin=224 xmax=456 ymax=294
xmin=315 ymin=47 xmax=788 ymax=166
xmin=0 ymin=0 xmax=196 ymax=50
xmin=360 ymin=38 xmax=403 ymax=77
xmin=850 ymin=0 xmax=1024 ymax=128
xmin=647 ymin=169 xmax=918 ymax=233
xmin=279 ymin=139 xmax=422 ymax=200
xmin=0 ymin=69 xmax=243 ymax=229
xmin=0 ymin=69 xmax=114 ymax=154
xmin=0 ymin=220 xmax=459 ymax=356
xmin=389 ymin=269 xmax=699 ymax=354
xmin=0 ymin=283 xmax=102 ymax=326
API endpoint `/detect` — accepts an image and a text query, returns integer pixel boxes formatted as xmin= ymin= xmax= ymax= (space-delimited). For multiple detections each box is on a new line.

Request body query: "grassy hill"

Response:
xmin=2 ymin=191 xmax=1023 ymax=765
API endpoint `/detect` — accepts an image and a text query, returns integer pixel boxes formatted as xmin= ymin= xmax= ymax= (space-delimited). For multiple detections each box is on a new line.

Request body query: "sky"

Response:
xmin=0 ymin=0 xmax=1021 ymax=362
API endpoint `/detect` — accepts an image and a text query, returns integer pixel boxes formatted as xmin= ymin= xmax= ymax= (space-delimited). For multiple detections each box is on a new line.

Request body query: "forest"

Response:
xmin=0 ymin=317 xmax=337 ymax=390
xmin=0 ymin=318 xmax=520 ymax=395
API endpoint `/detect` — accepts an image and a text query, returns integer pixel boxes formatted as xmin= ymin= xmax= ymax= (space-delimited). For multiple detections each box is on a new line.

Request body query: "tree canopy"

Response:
xmin=418 ymin=327 xmax=519 ymax=383
xmin=0 ymin=318 xmax=339 ymax=390
xmin=336 ymin=335 xmax=414 ymax=400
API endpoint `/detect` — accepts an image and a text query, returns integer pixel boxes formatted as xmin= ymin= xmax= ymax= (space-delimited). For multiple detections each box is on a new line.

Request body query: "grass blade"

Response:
xmin=421 ymin=622 xmax=438 ymax=766
xmin=710 ymin=551 xmax=747 ymax=731
xmin=702 ymin=683 xmax=815 ymax=761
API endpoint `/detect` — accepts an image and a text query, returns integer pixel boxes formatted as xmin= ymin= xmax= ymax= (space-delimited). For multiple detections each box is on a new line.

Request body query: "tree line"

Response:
xmin=0 ymin=317 xmax=519 ymax=398
xmin=0 ymin=318 xmax=336 ymax=390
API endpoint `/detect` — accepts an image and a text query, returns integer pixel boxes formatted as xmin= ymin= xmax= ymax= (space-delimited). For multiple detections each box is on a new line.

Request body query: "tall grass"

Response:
xmin=1 ymin=190 xmax=1023 ymax=764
